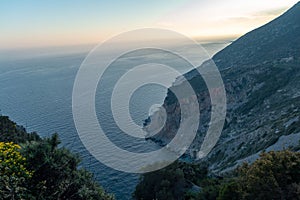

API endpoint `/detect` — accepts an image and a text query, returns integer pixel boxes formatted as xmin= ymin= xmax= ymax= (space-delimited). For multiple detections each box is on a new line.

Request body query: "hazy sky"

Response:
xmin=0 ymin=0 xmax=299 ymax=49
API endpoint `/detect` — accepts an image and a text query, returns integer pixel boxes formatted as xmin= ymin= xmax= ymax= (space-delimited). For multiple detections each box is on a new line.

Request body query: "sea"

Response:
xmin=0 ymin=41 xmax=229 ymax=199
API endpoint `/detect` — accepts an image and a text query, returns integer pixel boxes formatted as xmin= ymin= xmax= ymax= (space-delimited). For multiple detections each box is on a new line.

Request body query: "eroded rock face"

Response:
xmin=144 ymin=2 xmax=300 ymax=173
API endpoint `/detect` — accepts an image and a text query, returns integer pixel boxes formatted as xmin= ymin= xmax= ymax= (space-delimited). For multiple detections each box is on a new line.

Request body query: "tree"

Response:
xmin=237 ymin=150 xmax=300 ymax=200
xmin=134 ymin=161 xmax=208 ymax=200
xmin=21 ymin=134 xmax=114 ymax=200
xmin=0 ymin=116 xmax=114 ymax=199
xmin=135 ymin=150 xmax=300 ymax=200
xmin=217 ymin=181 xmax=240 ymax=200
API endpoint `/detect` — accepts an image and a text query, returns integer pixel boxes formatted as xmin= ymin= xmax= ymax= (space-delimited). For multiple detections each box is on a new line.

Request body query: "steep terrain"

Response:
xmin=213 ymin=1 xmax=300 ymax=69
xmin=145 ymin=2 xmax=300 ymax=172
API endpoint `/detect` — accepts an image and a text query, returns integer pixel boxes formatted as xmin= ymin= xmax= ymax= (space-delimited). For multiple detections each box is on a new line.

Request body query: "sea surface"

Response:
xmin=0 ymin=41 xmax=229 ymax=199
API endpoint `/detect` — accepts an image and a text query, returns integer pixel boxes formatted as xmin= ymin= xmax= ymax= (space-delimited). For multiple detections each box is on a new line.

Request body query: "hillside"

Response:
xmin=213 ymin=1 xmax=300 ymax=69
xmin=145 ymin=2 xmax=300 ymax=172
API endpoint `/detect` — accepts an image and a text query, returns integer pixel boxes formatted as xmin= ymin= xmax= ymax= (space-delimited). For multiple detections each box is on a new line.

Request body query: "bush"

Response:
xmin=135 ymin=150 xmax=300 ymax=200
xmin=0 ymin=142 xmax=33 ymax=199
xmin=134 ymin=161 xmax=208 ymax=200
xmin=236 ymin=150 xmax=300 ymax=200
xmin=0 ymin=116 xmax=114 ymax=200
xmin=21 ymin=133 xmax=114 ymax=200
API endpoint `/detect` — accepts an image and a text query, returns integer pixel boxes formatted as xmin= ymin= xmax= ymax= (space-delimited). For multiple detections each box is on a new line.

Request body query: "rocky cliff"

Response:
xmin=144 ymin=2 xmax=300 ymax=172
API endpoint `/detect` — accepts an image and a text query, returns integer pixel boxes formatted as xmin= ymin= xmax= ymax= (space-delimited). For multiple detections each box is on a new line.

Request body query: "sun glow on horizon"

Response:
xmin=155 ymin=0 xmax=299 ymax=42
xmin=0 ymin=0 xmax=299 ymax=50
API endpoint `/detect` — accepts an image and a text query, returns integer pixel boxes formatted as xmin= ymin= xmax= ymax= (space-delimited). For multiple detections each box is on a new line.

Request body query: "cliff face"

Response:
xmin=144 ymin=2 xmax=300 ymax=172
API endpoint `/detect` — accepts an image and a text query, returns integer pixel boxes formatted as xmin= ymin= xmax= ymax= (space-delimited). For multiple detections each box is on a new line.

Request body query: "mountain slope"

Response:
xmin=145 ymin=2 xmax=300 ymax=172
xmin=213 ymin=1 xmax=300 ymax=69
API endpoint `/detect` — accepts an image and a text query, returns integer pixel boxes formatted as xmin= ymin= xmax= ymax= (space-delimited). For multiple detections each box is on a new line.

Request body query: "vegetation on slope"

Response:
xmin=0 ymin=116 xmax=114 ymax=200
xmin=134 ymin=150 xmax=300 ymax=200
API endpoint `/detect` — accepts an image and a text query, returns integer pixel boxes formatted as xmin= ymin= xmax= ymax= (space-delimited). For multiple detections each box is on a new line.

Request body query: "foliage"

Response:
xmin=0 ymin=116 xmax=114 ymax=200
xmin=134 ymin=161 xmax=208 ymax=200
xmin=0 ymin=142 xmax=33 ymax=199
xmin=135 ymin=150 xmax=300 ymax=200
xmin=236 ymin=150 xmax=300 ymax=200
xmin=197 ymin=178 xmax=223 ymax=200
xmin=202 ymin=150 xmax=300 ymax=200
xmin=216 ymin=181 xmax=240 ymax=200
xmin=0 ymin=116 xmax=40 ymax=143
xmin=20 ymin=133 xmax=114 ymax=200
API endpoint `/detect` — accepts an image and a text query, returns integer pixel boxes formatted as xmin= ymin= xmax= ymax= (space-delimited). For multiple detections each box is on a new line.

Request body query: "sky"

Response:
xmin=0 ymin=0 xmax=299 ymax=49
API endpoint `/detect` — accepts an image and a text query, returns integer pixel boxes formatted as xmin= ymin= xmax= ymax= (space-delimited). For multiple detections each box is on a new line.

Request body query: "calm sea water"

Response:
xmin=0 ymin=42 xmax=228 ymax=199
